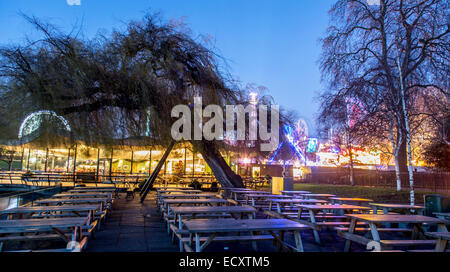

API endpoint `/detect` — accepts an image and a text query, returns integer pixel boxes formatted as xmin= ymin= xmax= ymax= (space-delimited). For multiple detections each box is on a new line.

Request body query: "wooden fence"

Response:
xmin=300 ymin=170 xmax=450 ymax=193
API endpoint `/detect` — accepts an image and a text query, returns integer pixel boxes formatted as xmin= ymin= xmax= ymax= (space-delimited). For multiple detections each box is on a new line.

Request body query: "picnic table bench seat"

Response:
xmin=179 ymin=235 xmax=275 ymax=252
xmin=284 ymin=214 xmax=348 ymax=220
xmin=407 ymin=249 xmax=450 ymax=252
xmin=5 ymin=237 xmax=88 ymax=252
xmin=316 ymin=221 xmax=368 ymax=228
xmin=0 ymin=230 xmax=94 ymax=243
xmin=334 ymin=227 xmax=413 ymax=233
xmin=379 ymin=239 xmax=436 ymax=247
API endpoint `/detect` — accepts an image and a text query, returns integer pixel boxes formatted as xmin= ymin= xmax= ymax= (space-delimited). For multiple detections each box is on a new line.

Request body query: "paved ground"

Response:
xmin=85 ymin=192 xmax=370 ymax=252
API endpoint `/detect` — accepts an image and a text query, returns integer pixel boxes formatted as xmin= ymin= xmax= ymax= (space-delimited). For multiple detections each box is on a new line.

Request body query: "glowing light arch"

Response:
xmin=18 ymin=110 xmax=71 ymax=139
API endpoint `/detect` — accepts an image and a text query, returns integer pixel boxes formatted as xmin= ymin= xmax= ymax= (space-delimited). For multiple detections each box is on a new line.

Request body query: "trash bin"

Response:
xmin=271 ymin=177 xmax=293 ymax=195
xmin=424 ymin=194 xmax=450 ymax=216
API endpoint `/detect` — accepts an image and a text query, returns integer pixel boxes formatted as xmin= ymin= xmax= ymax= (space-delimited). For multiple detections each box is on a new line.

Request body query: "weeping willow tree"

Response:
xmin=0 ymin=13 xmax=291 ymax=188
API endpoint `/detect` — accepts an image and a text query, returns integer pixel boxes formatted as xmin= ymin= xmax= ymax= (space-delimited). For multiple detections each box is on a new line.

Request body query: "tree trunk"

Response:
xmin=197 ymin=140 xmax=244 ymax=188
xmin=394 ymin=154 xmax=402 ymax=191
xmin=397 ymin=58 xmax=415 ymax=205
xmin=347 ymin=134 xmax=355 ymax=186
xmin=389 ymin=114 xmax=403 ymax=191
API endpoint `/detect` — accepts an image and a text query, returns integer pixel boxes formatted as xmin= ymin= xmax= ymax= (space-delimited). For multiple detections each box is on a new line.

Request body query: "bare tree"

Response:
xmin=319 ymin=0 xmax=449 ymax=204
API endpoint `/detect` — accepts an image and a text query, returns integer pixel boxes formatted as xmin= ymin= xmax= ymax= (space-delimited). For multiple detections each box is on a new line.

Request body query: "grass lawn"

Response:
xmin=293 ymin=183 xmax=448 ymax=204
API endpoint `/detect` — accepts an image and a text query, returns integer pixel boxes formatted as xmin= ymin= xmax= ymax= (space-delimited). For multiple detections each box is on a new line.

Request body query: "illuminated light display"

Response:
xmin=306 ymin=138 xmax=319 ymax=153
xmin=269 ymin=123 xmax=310 ymax=164
xmin=18 ymin=110 xmax=71 ymax=139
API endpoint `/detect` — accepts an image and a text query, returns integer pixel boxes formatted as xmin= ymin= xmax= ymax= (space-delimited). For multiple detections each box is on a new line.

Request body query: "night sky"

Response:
xmin=0 ymin=0 xmax=337 ymax=135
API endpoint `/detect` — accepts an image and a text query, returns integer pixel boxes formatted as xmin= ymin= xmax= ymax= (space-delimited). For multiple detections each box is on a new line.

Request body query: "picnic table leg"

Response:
xmin=251 ymin=231 xmax=259 ymax=251
xmin=276 ymin=231 xmax=285 ymax=251
xmin=344 ymin=218 xmax=357 ymax=252
xmin=435 ymin=238 xmax=448 ymax=252
xmin=308 ymin=210 xmax=321 ymax=244
xmin=369 ymin=222 xmax=381 ymax=241
xmin=293 ymin=231 xmax=304 ymax=252
xmin=297 ymin=207 xmax=303 ymax=220
xmin=195 ymin=233 xmax=201 ymax=252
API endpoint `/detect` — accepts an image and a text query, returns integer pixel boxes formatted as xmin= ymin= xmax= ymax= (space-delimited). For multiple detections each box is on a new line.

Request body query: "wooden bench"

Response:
xmin=6 ymin=237 xmax=88 ymax=252
xmin=316 ymin=221 xmax=368 ymax=229
xmin=334 ymin=227 xmax=412 ymax=233
xmin=285 ymin=215 xmax=348 ymax=220
xmin=0 ymin=231 xmax=93 ymax=243
xmin=180 ymin=235 xmax=274 ymax=252
xmin=379 ymin=240 xmax=436 ymax=247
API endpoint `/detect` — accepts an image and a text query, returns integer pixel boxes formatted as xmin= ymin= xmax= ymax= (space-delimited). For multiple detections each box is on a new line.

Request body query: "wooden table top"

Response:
xmin=35 ymin=197 xmax=108 ymax=205
xmin=369 ymin=203 xmax=425 ymax=209
xmin=157 ymin=189 xmax=203 ymax=193
xmin=434 ymin=212 xmax=450 ymax=218
xmin=163 ymin=198 xmax=228 ymax=205
xmin=54 ymin=193 xmax=111 ymax=198
xmin=0 ymin=217 xmax=89 ymax=230
xmin=330 ymin=197 xmax=373 ymax=202
xmin=297 ymin=204 xmax=371 ymax=210
xmin=303 ymin=194 xmax=336 ymax=197
xmin=70 ymin=188 xmax=115 ymax=193
xmin=425 ymin=232 xmax=450 ymax=241
xmin=245 ymin=194 xmax=291 ymax=198
xmin=281 ymin=191 xmax=310 ymax=194
xmin=345 ymin=214 xmax=445 ymax=224
xmin=237 ymin=191 xmax=271 ymax=194
xmin=0 ymin=205 xmax=100 ymax=214
xmin=183 ymin=218 xmax=308 ymax=233
xmin=170 ymin=206 xmax=256 ymax=214
xmin=221 ymin=188 xmax=253 ymax=191
xmin=159 ymin=193 xmax=218 ymax=198
xmin=269 ymin=199 xmax=328 ymax=204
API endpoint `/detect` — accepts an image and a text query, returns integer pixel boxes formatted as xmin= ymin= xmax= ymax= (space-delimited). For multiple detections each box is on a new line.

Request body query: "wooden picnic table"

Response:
xmin=157 ymin=189 xmax=203 ymax=194
xmin=182 ymin=218 xmax=308 ymax=252
xmin=162 ymin=198 xmax=230 ymax=216
xmin=69 ymin=188 xmax=116 ymax=193
xmin=220 ymin=187 xmax=253 ymax=191
xmin=330 ymin=197 xmax=373 ymax=206
xmin=169 ymin=206 xmax=258 ymax=250
xmin=0 ymin=205 xmax=100 ymax=220
xmin=53 ymin=193 xmax=112 ymax=199
xmin=425 ymin=232 xmax=450 ymax=252
xmin=244 ymin=194 xmax=291 ymax=206
xmin=0 ymin=216 xmax=90 ymax=251
xmin=35 ymin=197 xmax=108 ymax=209
xmin=230 ymin=190 xmax=270 ymax=201
xmin=369 ymin=203 xmax=425 ymax=215
xmin=268 ymin=199 xmax=328 ymax=213
xmin=281 ymin=191 xmax=310 ymax=195
xmin=434 ymin=212 xmax=450 ymax=220
xmin=157 ymin=193 xmax=219 ymax=208
xmin=159 ymin=193 xmax=218 ymax=199
xmin=219 ymin=187 xmax=253 ymax=198
xmin=296 ymin=204 xmax=372 ymax=244
xmin=342 ymin=214 xmax=448 ymax=252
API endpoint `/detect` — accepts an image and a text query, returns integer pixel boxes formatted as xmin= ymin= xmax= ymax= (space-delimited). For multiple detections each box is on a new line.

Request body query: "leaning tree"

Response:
xmin=0 ymin=13 xmax=288 ymax=193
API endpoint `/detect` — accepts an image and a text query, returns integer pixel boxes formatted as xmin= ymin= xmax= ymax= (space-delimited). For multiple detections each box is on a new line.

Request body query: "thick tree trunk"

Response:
xmin=197 ymin=140 xmax=244 ymax=188
xmin=398 ymin=139 xmax=408 ymax=173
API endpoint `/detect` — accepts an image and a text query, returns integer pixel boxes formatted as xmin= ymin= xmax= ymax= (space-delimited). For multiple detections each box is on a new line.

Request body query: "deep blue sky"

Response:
xmin=0 ymin=0 xmax=336 ymax=135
